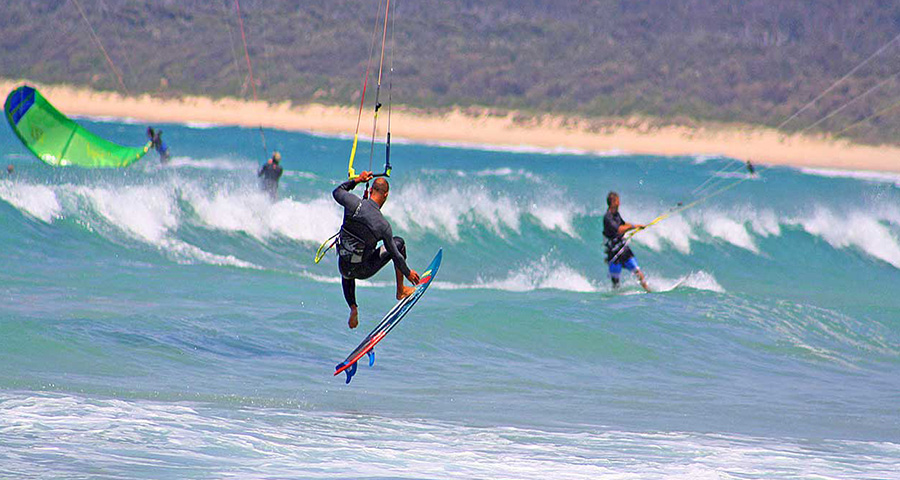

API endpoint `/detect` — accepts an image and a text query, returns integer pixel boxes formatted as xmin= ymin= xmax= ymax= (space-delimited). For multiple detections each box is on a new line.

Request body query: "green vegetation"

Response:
xmin=4 ymin=0 xmax=900 ymax=143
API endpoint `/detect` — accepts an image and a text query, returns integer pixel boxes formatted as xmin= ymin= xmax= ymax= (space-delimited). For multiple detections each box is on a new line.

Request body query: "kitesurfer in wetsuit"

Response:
xmin=603 ymin=191 xmax=651 ymax=292
xmin=257 ymin=151 xmax=284 ymax=200
xmin=333 ymin=171 xmax=420 ymax=329
xmin=746 ymin=160 xmax=756 ymax=175
xmin=146 ymin=127 xmax=170 ymax=163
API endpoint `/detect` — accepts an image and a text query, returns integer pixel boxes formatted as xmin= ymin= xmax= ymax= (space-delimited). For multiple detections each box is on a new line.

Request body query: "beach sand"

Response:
xmin=5 ymin=79 xmax=900 ymax=173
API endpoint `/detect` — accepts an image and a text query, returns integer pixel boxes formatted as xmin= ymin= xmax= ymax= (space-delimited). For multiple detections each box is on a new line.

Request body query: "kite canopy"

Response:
xmin=4 ymin=85 xmax=150 ymax=168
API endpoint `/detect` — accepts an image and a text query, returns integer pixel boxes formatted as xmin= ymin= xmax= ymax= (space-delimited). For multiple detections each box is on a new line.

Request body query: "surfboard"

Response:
xmin=334 ymin=248 xmax=443 ymax=384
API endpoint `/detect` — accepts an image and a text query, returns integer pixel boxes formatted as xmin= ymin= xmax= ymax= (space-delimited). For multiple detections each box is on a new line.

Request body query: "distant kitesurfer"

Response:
xmin=146 ymin=127 xmax=170 ymax=163
xmin=604 ymin=191 xmax=651 ymax=292
xmin=258 ymin=151 xmax=284 ymax=200
xmin=746 ymin=160 xmax=756 ymax=175
xmin=6 ymin=164 xmax=13 ymax=176
xmin=333 ymin=171 xmax=420 ymax=329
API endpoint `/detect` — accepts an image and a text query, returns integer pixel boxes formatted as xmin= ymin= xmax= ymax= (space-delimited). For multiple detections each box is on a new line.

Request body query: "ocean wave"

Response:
xmin=433 ymin=255 xmax=598 ymax=293
xmin=184 ymin=121 xmax=222 ymax=129
xmin=392 ymin=137 xmax=599 ymax=156
xmin=182 ymin=185 xmax=341 ymax=244
xmin=386 ymin=181 xmax=580 ymax=240
xmin=70 ymin=114 xmax=143 ymax=125
xmin=630 ymin=206 xmax=781 ymax=255
xmin=798 ymin=167 xmax=900 ymax=186
xmin=162 ymin=156 xmax=256 ymax=171
xmin=0 ymin=181 xmax=62 ymax=222
xmin=653 ymin=270 xmax=726 ymax=293
xmin=620 ymin=203 xmax=900 ymax=269
xmin=691 ymin=154 xmax=727 ymax=164
xmin=73 ymin=183 xmax=259 ymax=269
xmin=0 ymin=180 xmax=261 ymax=269
xmin=786 ymin=206 xmax=900 ymax=268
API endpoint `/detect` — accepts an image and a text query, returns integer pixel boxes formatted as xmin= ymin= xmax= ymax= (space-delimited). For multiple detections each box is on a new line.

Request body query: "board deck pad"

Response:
xmin=334 ymin=249 xmax=443 ymax=384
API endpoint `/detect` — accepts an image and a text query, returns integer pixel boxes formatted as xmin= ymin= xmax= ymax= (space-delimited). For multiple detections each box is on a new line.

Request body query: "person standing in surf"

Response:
xmin=333 ymin=171 xmax=420 ymax=329
xmin=604 ymin=191 xmax=651 ymax=292
xmin=257 ymin=151 xmax=284 ymax=200
xmin=146 ymin=127 xmax=170 ymax=164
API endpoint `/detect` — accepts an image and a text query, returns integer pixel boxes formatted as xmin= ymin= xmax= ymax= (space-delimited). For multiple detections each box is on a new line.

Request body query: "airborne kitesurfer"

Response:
xmin=604 ymin=191 xmax=651 ymax=292
xmin=257 ymin=151 xmax=283 ymax=200
xmin=333 ymin=171 xmax=420 ymax=329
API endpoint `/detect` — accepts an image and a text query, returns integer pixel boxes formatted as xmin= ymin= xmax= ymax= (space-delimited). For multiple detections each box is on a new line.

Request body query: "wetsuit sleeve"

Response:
xmin=332 ymin=179 xmax=360 ymax=208
xmin=381 ymin=223 xmax=411 ymax=277
xmin=276 ymin=166 xmax=283 ymax=179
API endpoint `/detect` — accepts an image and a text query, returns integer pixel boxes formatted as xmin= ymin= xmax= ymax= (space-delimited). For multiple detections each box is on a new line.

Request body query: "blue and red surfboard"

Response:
xmin=334 ymin=249 xmax=443 ymax=384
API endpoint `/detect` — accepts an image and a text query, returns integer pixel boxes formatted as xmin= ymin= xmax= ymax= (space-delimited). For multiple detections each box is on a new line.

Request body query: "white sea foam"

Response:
xmin=436 ymin=256 xmax=599 ymax=293
xmin=691 ymin=154 xmax=727 ymax=164
xmin=0 ymin=181 xmax=62 ymax=223
xmin=798 ymin=167 xmax=900 ymax=186
xmin=636 ymin=215 xmax=695 ymax=254
xmin=702 ymin=212 xmax=759 ymax=253
xmin=184 ymin=121 xmax=221 ymax=129
xmin=386 ymin=182 xmax=523 ymax=240
xmin=474 ymin=167 xmax=541 ymax=182
xmin=653 ymin=271 xmax=726 ymax=293
xmin=2 ymin=393 xmax=894 ymax=480
xmin=10 ymin=181 xmax=261 ymax=270
xmin=184 ymin=186 xmax=342 ymax=244
xmin=70 ymin=114 xmax=142 ymax=125
xmin=386 ymin=181 xmax=580 ymax=241
xmin=77 ymin=184 xmax=178 ymax=244
xmin=626 ymin=204 xmax=900 ymax=269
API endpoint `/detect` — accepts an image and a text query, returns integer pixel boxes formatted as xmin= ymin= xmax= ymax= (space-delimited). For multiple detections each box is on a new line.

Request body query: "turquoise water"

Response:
xmin=2 ymin=119 xmax=899 ymax=479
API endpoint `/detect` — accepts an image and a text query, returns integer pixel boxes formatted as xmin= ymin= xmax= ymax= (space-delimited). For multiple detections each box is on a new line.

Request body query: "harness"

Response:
xmin=337 ymin=200 xmax=378 ymax=264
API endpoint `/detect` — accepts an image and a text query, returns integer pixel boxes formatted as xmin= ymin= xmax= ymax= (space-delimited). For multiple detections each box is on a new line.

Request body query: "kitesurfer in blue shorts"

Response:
xmin=603 ymin=191 xmax=651 ymax=292
xmin=146 ymin=127 xmax=170 ymax=164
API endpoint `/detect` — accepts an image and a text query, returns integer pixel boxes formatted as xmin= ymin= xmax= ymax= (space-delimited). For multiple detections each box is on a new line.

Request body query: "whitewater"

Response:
xmin=1 ymin=119 xmax=899 ymax=479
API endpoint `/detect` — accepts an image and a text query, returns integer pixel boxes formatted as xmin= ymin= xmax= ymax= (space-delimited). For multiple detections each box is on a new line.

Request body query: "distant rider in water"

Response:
xmin=333 ymin=171 xmax=420 ymax=329
xmin=257 ymin=151 xmax=284 ymax=200
xmin=146 ymin=127 xmax=170 ymax=163
xmin=604 ymin=191 xmax=651 ymax=292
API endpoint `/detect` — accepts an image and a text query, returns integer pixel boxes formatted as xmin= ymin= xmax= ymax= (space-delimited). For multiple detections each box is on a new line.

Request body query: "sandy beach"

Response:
xmin=5 ymin=79 xmax=900 ymax=173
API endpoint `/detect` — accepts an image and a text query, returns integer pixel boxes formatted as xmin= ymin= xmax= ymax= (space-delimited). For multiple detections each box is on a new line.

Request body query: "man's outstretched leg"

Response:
xmin=342 ymin=276 xmax=359 ymax=329
xmin=635 ymin=269 xmax=651 ymax=293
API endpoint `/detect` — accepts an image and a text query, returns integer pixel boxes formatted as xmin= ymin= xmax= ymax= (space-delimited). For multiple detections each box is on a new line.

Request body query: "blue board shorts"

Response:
xmin=609 ymin=256 xmax=639 ymax=279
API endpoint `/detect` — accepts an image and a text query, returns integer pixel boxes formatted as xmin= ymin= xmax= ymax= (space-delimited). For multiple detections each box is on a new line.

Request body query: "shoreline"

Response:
xmin=5 ymin=79 xmax=900 ymax=173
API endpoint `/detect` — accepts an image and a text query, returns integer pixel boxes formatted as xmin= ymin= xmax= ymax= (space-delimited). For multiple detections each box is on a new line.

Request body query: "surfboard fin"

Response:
xmin=336 ymin=361 xmax=358 ymax=384
xmin=367 ymin=349 xmax=375 ymax=367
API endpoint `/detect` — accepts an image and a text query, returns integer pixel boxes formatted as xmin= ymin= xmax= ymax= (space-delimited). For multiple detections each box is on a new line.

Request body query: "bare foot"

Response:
xmin=348 ymin=307 xmax=359 ymax=329
xmin=396 ymin=285 xmax=415 ymax=300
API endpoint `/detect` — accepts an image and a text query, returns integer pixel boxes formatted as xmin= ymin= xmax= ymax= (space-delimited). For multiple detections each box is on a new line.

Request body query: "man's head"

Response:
xmin=369 ymin=177 xmax=390 ymax=205
xmin=607 ymin=191 xmax=619 ymax=210
xmin=272 ymin=151 xmax=281 ymax=163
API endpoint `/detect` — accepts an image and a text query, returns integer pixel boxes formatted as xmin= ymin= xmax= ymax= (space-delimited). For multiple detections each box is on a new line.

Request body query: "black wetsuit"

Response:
xmin=258 ymin=161 xmax=283 ymax=199
xmin=603 ymin=210 xmax=634 ymax=264
xmin=333 ymin=178 xmax=410 ymax=308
